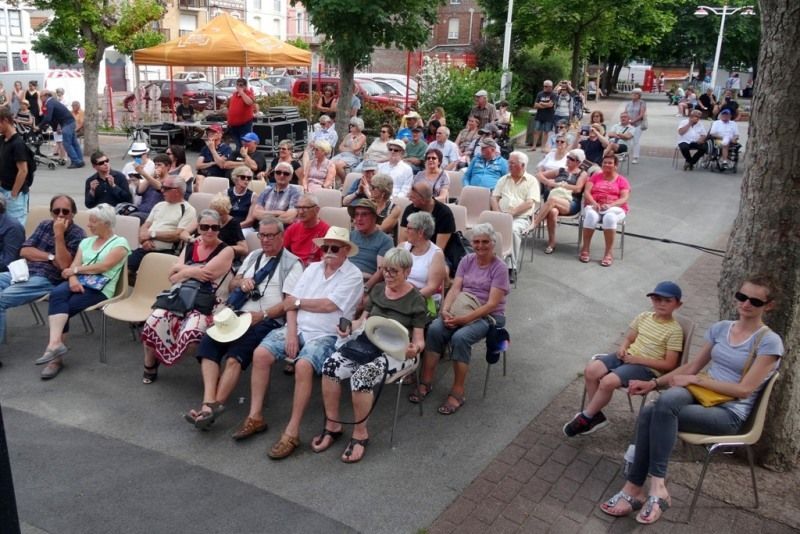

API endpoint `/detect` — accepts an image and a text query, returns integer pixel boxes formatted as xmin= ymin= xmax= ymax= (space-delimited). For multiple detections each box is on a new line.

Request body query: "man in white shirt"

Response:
xmin=377 ymin=139 xmax=414 ymax=198
xmin=709 ymin=109 xmax=739 ymax=167
xmin=427 ymin=126 xmax=461 ymax=171
xmin=240 ymin=226 xmax=363 ymax=460
xmin=677 ymin=110 xmax=708 ymax=171
xmin=605 ymin=112 xmax=634 ymax=157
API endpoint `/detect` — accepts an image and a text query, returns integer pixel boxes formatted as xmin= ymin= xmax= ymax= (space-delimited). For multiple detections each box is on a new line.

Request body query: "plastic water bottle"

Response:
xmin=623 ymin=444 xmax=636 ymax=475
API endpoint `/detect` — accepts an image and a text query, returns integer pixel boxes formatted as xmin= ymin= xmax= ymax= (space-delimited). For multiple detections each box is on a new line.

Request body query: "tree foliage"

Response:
xmin=296 ymin=0 xmax=443 ymax=137
xmin=31 ymin=0 xmax=164 ymax=155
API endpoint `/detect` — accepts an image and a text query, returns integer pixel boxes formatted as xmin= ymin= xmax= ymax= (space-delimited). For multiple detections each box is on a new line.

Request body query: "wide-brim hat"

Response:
xmin=365 ymin=316 xmax=409 ymax=359
xmin=347 ymin=198 xmax=383 ymax=223
xmin=312 ymin=226 xmax=359 ymax=257
xmin=207 ymin=307 xmax=252 ymax=343
xmin=128 ymin=142 xmax=149 ymax=156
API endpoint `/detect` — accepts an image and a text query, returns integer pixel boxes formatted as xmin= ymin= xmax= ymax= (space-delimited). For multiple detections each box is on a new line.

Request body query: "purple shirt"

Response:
xmin=22 ymin=220 xmax=86 ymax=283
xmin=455 ymin=253 xmax=509 ymax=316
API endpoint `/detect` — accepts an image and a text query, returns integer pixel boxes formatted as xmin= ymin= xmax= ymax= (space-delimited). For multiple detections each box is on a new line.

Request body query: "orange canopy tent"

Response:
xmin=132 ymin=13 xmax=311 ymax=67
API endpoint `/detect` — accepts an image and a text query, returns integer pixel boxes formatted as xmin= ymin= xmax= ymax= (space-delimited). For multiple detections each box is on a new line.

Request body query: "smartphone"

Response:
xmin=580 ymin=126 xmax=590 ymax=136
xmin=338 ymin=317 xmax=352 ymax=333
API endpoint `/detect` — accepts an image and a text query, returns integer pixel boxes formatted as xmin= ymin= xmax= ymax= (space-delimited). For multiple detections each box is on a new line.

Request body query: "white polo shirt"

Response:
xmin=677 ymin=119 xmax=707 ymax=145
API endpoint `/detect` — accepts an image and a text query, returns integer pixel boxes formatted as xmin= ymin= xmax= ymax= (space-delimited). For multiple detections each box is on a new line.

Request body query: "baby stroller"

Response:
xmin=699 ymin=138 xmax=741 ymax=173
xmin=15 ymin=123 xmax=62 ymax=170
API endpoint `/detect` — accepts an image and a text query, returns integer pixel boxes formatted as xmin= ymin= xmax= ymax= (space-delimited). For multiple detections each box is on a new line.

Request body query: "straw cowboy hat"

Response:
xmin=365 ymin=316 xmax=409 ymax=359
xmin=312 ymin=226 xmax=359 ymax=257
xmin=206 ymin=307 xmax=252 ymax=343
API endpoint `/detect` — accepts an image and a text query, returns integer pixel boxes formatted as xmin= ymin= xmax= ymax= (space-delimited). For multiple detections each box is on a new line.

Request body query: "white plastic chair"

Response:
xmin=459 ymin=186 xmax=491 ymax=229
xmin=199 ymin=176 xmax=229 ymax=195
xmin=319 ymin=206 xmax=351 ymax=230
xmin=446 ymin=170 xmax=464 ymax=203
xmin=577 ymin=211 xmax=626 ymax=259
xmin=249 ymin=179 xmax=267 ymax=195
xmin=447 ymin=203 xmax=467 ymax=233
xmin=25 ymin=206 xmax=51 ymax=236
xmin=188 ymin=192 xmax=215 ymax=213
xmin=115 ymin=214 xmax=141 ymax=250
xmin=315 ymin=188 xmax=343 ymax=208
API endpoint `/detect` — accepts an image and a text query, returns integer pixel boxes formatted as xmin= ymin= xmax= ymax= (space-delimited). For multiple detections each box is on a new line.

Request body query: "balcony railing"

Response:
xmin=179 ymin=0 xmax=208 ymax=9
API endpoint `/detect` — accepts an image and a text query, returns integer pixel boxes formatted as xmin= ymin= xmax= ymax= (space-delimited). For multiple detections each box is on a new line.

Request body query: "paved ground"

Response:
xmin=2 ymin=94 xmax=795 ymax=533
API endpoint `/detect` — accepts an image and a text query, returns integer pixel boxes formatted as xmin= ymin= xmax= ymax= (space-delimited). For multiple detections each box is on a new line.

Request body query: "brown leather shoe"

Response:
xmin=231 ymin=417 xmax=267 ymax=441
xmin=268 ymin=433 xmax=300 ymax=459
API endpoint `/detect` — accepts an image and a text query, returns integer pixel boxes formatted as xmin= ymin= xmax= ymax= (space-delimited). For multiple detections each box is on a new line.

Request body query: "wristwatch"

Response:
xmin=294 ymin=298 xmax=301 ymax=310
xmin=47 ymin=253 xmax=55 ymax=262
xmin=150 ymin=229 xmax=157 ymax=239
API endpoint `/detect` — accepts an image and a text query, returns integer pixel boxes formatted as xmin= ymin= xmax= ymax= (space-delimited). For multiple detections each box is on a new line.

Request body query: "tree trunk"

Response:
xmin=719 ymin=0 xmax=800 ymax=470
xmin=335 ymin=60 xmax=356 ymax=143
xmin=83 ymin=52 xmax=103 ymax=158
xmin=570 ymin=31 xmax=582 ymax=87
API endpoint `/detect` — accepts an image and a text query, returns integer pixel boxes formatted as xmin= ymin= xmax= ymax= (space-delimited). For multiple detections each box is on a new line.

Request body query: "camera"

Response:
xmin=580 ymin=126 xmax=590 ymax=136
xmin=247 ymin=289 xmax=262 ymax=301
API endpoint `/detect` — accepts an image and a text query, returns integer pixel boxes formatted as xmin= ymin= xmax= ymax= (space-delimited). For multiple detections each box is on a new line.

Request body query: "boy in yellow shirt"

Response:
xmin=564 ymin=281 xmax=684 ymax=437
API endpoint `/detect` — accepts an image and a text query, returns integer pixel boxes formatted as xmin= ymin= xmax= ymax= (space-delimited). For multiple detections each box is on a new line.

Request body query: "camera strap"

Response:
xmin=252 ymin=250 xmax=282 ymax=294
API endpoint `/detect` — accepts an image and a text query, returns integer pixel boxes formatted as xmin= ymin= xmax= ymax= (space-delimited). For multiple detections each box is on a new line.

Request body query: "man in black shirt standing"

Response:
xmin=38 ymin=90 xmax=83 ymax=168
xmin=0 ymin=107 xmax=31 ymax=225
xmin=532 ymin=80 xmax=556 ymax=152
xmin=84 ymin=151 xmax=133 ymax=208
xmin=176 ymin=94 xmax=196 ymax=122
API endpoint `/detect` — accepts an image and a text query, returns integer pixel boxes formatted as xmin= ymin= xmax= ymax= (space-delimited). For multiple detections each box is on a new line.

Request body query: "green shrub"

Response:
xmin=512 ymin=46 xmax=571 ymax=104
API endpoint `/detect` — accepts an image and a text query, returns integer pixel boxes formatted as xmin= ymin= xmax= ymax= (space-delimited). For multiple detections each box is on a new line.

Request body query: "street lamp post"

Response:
xmin=500 ymin=0 xmax=514 ymax=100
xmin=694 ymin=3 xmax=756 ymax=90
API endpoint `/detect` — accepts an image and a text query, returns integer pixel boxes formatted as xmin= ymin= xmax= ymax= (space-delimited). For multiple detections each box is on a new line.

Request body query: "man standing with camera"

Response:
xmin=184 ymin=216 xmax=304 ymax=431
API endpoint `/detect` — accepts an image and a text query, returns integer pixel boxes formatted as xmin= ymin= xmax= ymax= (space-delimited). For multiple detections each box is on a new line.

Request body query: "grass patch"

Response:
xmin=509 ymin=108 xmax=530 ymax=138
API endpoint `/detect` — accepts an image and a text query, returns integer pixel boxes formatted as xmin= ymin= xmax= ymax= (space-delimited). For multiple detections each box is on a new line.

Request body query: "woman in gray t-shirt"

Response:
xmin=599 ymin=274 xmax=783 ymax=525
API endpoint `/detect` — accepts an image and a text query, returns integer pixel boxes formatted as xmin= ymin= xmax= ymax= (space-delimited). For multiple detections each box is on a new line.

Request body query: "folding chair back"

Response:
xmin=199 ymin=176 xmax=229 ymax=195
xmin=459 ymin=186 xmax=491 ymax=228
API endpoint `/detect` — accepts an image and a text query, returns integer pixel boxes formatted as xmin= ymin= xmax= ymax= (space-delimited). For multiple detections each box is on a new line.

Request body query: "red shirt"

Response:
xmin=283 ymin=219 xmax=330 ymax=266
xmin=227 ymin=88 xmax=256 ymax=126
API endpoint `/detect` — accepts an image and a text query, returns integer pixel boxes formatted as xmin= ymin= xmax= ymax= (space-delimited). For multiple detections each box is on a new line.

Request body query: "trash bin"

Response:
xmin=525 ymin=109 xmax=537 ymax=146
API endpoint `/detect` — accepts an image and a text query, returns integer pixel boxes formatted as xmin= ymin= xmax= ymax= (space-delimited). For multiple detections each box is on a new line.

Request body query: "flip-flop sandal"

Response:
xmin=311 ymin=428 xmax=343 ymax=453
xmin=268 ymin=433 xmax=300 ymax=460
xmin=194 ymin=402 xmax=225 ymax=430
xmin=636 ymin=495 xmax=671 ymax=525
xmin=579 ymin=251 xmax=590 ymax=263
xmin=142 ymin=362 xmax=159 ymax=384
xmin=601 ymin=255 xmax=614 ymax=267
xmin=438 ymin=393 xmax=466 ymax=415
xmin=544 ymin=246 xmax=555 ymax=254
xmin=341 ymin=438 xmax=369 ymax=464
xmin=600 ymin=491 xmax=644 ymax=517
xmin=408 ymin=382 xmax=433 ymax=404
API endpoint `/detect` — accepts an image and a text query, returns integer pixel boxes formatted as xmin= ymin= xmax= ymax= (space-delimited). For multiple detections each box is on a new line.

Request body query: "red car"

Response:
xmin=289 ymin=76 xmax=406 ymax=115
xmin=124 ymin=80 xmax=229 ymax=112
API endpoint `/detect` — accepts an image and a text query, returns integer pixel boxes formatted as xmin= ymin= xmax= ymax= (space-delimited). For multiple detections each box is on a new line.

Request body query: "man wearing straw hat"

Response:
xmin=184 ymin=216 xmax=303 ymax=431
xmin=239 ymin=226 xmax=364 ymax=459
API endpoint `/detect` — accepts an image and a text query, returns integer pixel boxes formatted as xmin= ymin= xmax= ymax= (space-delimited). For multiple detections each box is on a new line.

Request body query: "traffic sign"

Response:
xmin=20 ymin=49 xmax=28 ymax=64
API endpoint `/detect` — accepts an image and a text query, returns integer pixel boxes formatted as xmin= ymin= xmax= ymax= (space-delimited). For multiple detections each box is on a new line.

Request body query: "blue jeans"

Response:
xmin=0 ymin=273 xmax=55 ymax=342
xmin=61 ymin=121 xmax=83 ymax=166
xmin=47 ymin=281 xmax=105 ymax=333
xmin=0 ymin=188 xmax=28 ymax=227
xmin=627 ymin=387 xmax=743 ymax=484
xmin=426 ymin=315 xmax=506 ymax=364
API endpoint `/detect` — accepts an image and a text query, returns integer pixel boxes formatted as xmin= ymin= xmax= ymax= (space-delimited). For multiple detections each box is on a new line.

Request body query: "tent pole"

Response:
xmin=405 ymin=51 xmax=411 ymax=113
xmin=169 ymin=66 xmax=175 ymax=122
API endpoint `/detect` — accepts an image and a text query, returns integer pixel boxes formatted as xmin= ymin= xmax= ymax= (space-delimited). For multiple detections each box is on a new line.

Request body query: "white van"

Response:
xmin=0 ymin=70 xmax=85 ymax=108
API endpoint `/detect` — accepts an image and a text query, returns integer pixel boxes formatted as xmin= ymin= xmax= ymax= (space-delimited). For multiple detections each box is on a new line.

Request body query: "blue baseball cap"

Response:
xmin=240 ymin=132 xmax=260 ymax=144
xmin=647 ymin=281 xmax=682 ymax=301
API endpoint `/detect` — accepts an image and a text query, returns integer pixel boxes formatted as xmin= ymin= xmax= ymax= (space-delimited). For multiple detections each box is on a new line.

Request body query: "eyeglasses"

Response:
xmin=51 ymin=208 xmax=71 ymax=216
xmin=199 ymin=224 xmax=220 ymax=232
xmin=734 ymin=291 xmax=769 ymax=307
xmin=274 ymin=170 xmax=291 ymax=176
xmin=94 ymin=159 xmax=109 ymax=165
xmin=388 ymin=147 xmax=403 ymax=153
xmin=425 ymin=156 xmax=438 ymax=161
xmin=295 ymin=204 xmax=317 ymax=210
xmin=162 ymin=186 xmax=179 ymax=191
xmin=236 ymin=175 xmax=253 ymax=181
xmin=320 ymin=244 xmax=344 ymax=253
xmin=556 ymin=140 xmax=566 ymax=144
xmin=257 ymin=231 xmax=281 ymax=240
xmin=472 ymin=239 xmax=492 ymax=245
xmin=381 ymin=130 xmax=389 ymax=134
xmin=566 ymin=156 xmax=578 ymax=162
xmin=382 ymin=267 xmax=400 ymax=276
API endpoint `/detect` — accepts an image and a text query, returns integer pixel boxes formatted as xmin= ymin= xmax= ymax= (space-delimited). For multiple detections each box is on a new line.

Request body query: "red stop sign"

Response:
xmin=20 ymin=49 xmax=29 ymax=64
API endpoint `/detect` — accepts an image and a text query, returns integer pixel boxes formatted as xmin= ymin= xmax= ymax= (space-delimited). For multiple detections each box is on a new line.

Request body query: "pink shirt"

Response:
xmin=588 ymin=173 xmax=630 ymax=213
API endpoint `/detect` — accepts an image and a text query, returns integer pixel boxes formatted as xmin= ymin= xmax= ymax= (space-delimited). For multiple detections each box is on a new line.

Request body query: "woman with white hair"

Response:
xmin=527 ymin=148 xmax=588 ymax=254
xmin=411 ymin=222 xmax=509 ymax=414
xmin=303 ymin=140 xmax=336 ymax=192
xmin=313 ymin=247 xmax=427 ymax=463
xmin=331 ymin=116 xmax=367 ymax=182
xmin=400 ymin=211 xmax=447 ymax=315
xmin=625 ymin=88 xmax=647 ymax=163
xmin=35 ymin=203 xmax=130 ymax=379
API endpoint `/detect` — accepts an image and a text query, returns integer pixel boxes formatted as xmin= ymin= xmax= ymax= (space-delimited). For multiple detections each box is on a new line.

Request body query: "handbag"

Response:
xmin=686 ymin=327 xmax=769 ymax=407
xmin=8 ymin=258 xmax=29 ymax=283
xmin=640 ymin=116 xmax=649 ymax=131
xmin=549 ymin=186 xmax=573 ymax=202
xmin=450 ymin=291 xmax=481 ymax=318
xmin=77 ymin=273 xmax=111 ymax=291
xmin=339 ymin=332 xmax=383 ymax=365
xmin=153 ymin=279 xmax=216 ymax=317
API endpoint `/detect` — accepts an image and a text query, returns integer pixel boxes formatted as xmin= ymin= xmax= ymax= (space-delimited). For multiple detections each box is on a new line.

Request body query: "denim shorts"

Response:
xmin=534 ymin=119 xmax=553 ymax=132
xmin=596 ymin=353 xmax=656 ymax=386
xmin=258 ymin=326 xmax=337 ymax=374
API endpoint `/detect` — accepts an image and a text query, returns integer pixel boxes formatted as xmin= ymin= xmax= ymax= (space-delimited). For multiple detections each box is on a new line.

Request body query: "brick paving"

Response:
xmin=429 ymin=245 xmax=800 ymax=533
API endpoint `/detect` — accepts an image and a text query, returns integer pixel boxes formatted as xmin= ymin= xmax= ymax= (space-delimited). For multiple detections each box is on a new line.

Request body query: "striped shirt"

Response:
xmin=628 ymin=311 xmax=683 ymax=362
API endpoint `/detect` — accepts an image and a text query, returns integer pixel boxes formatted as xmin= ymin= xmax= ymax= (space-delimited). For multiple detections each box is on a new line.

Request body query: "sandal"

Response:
xmin=600 ymin=255 xmax=613 ymax=267
xmin=408 ymin=382 xmax=433 ymax=404
xmin=544 ymin=246 xmax=555 ymax=254
xmin=268 ymin=433 xmax=300 ymax=460
xmin=193 ymin=401 xmax=225 ymax=430
xmin=341 ymin=438 xmax=369 ymax=464
xmin=579 ymin=251 xmax=590 ymax=263
xmin=142 ymin=362 xmax=159 ymax=384
xmin=600 ymin=491 xmax=644 ymax=517
xmin=438 ymin=393 xmax=466 ymax=415
xmin=636 ymin=495 xmax=671 ymax=525
xmin=311 ymin=427 xmax=343 ymax=453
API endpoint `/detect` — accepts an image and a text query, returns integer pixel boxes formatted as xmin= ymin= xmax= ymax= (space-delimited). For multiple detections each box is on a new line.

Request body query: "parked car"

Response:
xmin=174 ymin=71 xmax=207 ymax=81
xmin=215 ymin=78 xmax=279 ymax=97
xmin=289 ymin=76 xmax=406 ymax=115
xmin=123 ymin=80 xmax=229 ymax=112
xmin=264 ymin=74 xmax=294 ymax=93
xmin=355 ymin=73 xmax=417 ymax=98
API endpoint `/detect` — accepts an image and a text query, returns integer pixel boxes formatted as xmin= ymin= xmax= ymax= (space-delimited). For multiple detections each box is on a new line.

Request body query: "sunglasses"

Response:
xmin=566 ymin=156 xmax=578 ymax=162
xmin=51 ymin=208 xmax=71 ymax=216
xmin=274 ymin=170 xmax=291 ymax=176
xmin=556 ymin=140 xmax=566 ymax=144
xmin=162 ymin=186 xmax=179 ymax=192
xmin=320 ymin=244 xmax=344 ymax=253
xmin=257 ymin=231 xmax=281 ymax=240
xmin=388 ymin=147 xmax=403 ymax=153
xmin=199 ymin=224 xmax=220 ymax=232
xmin=94 ymin=159 xmax=109 ymax=165
xmin=425 ymin=156 xmax=438 ymax=161
xmin=381 ymin=130 xmax=390 ymax=134
xmin=237 ymin=175 xmax=253 ymax=181
xmin=295 ymin=205 xmax=316 ymax=210
xmin=734 ymin=291 xmax=769 ymax=307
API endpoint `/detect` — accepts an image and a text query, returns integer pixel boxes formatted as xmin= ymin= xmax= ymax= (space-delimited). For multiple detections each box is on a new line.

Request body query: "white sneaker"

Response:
xmin=632 ymin=158 xmax=639 ymax=164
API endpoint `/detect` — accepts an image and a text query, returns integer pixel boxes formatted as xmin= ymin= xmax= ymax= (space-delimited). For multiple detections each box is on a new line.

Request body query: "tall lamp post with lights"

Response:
xmin=694 ymin=4 xmax=756 ymax=90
